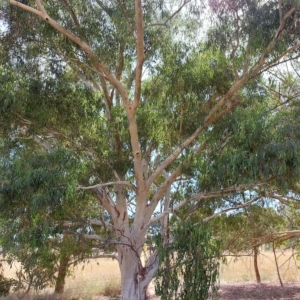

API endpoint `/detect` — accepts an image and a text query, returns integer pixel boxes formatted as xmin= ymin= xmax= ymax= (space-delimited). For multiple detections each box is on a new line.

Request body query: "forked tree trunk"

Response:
xmin=118 ymin=245 xmax=158 ymax=300
xmin=253 ymin=246 xmax=261 ymax=284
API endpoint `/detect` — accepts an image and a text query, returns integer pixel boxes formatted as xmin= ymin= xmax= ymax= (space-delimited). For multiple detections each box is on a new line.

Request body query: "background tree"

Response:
xmin=1 ymin=1 xmax=300 ymax=299
xmin=212 ymin=203 xmax=285 ymax=284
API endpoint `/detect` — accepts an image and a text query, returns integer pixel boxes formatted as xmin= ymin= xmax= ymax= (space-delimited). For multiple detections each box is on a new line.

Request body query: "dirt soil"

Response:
xmin=218 ymin=282 xmax=300 ymax=300
xmin=93 ymin=282 xmax=300 ymax=300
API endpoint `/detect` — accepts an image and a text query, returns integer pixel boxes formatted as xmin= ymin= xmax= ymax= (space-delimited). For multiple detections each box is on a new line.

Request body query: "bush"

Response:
xmin=0 ymin=274 xmax=16 ymax=297
xmin=155 ymin=220 xmax=222 ymax=300
xmin=102 ymin=281 xmax=121 ymax=298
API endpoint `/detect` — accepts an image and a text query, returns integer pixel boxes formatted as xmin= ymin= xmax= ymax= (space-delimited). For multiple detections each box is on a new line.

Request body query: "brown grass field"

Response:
xmin=220 ymin=250 xmax=300 ymax=283
xmin=1 ymin=250 xmax=300 ymax=299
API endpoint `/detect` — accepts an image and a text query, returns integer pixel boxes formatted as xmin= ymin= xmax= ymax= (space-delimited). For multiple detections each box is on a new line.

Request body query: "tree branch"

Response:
xmin=92 ymin=187 xmax=117 ymax=219
xmin=278 ymin=0 xmax=283 ymax=23
xmin=18 ymin=125 xmax=54 ymax=151
xmin=146 ymin=0 xmax=192 ymax=28
xmin=275 ymin=2 xmax=300 ymax=40
xmin=10 ymin=0 xmax=41 ymax=16
xmin=35 ymin=0 xmax=47 ymax=15
xmin=118 ymin=0 xmax=135 ymax=37
xmin=88 ymin=253 xmax=118 ymax=260
xmin=147 ymin=125 xmax=206 ymax=187
xmin=64 ymin=231 xmax=122 ymax=245
xmin=77 ymin=181 xmax=137 ymax=191
xmin=110 ymin=41 xmax=125 ymax=103
xmin=260 ymin=43 xmax=300 ymax=74
xmin=252 ymin=230 xmax=300 ymax=248
xmin=10 ymin=0 xmax=130 ymax=106
xmin=268 ymin=193 xmax=300 ymax=204
xmin=62 ymin=0 xmax=80 ymax=27
xmin=148 ymin=5 xmax=300 ymax=187
xmin=203 ymin=196 xmax=261 ymax=222
xmin=145 ymin=167 xmax=182 ymax=222
xmin=133 ymin=0 xmax=144 ymax=109
xmin=11 ymin=0 xmax=146 ymax=195
xmin=145 ymin=178 xmax=275 ymax=228
xmin=62 ymin=220 xmax=115 ymax=232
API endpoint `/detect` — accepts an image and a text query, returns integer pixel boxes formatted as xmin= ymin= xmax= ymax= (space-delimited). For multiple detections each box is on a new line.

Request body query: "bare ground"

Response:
xmin=218 ymin=282 xmax=300 ymax=300
xmin=145 ymin=282 xmax=300 ymax=300
xmin=93 ymin=282 xmax=300 ymax=300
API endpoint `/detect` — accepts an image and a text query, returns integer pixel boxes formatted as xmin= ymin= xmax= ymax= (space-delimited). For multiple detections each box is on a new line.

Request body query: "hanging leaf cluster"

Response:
xmin=155 ymin=219 xmax=221 ymax=300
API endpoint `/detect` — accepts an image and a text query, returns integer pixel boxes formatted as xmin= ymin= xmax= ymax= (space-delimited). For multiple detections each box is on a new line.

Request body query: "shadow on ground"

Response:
xmin=219 ymin=282 xmax=300 ymax=300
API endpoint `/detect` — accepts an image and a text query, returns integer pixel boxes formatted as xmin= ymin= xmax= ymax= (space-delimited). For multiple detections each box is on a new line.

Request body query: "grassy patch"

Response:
xmin=220 ymin=250 xmax=300 ymax=283
xmin=101 ymin=281 xmax=121 ymax=297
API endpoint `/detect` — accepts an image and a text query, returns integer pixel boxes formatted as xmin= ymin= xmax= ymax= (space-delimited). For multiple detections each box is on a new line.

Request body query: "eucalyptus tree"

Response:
xmin=2 ymin=1 xmax=300 ymax=299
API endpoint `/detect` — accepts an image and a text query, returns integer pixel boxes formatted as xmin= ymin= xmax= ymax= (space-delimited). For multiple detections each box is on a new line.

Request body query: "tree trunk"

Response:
xmin=253 ymin=246 xmax=261 ymax=284
xmin=272 ymin=241 xmax=283 ymax=287
xmin=54 ymin=252 xmax=70 ymax=294
xmin=118 ymin=245 xmax=158 ymax=300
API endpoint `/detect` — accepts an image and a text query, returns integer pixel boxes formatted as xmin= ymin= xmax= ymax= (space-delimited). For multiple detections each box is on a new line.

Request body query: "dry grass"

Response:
xmin=1 ymin=258 xmax=121 ymax=300
xmin=63 ymin=258 xmax=121 ymax=299
xmin=1 ymin=250 xmax=300 ymax=299
xmin=220 ymin=250 xmax=300 ymax=283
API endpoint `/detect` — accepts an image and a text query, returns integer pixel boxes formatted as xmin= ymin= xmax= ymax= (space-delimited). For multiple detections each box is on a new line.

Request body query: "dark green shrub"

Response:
xmin=155 ymin=220 xmax=221 ymax=300
xmin=0 ymin=273 xmax=16 ymax=297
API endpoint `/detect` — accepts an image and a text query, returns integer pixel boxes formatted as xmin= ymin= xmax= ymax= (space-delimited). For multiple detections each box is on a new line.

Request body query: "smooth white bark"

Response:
xmin=117 ymin=240 xmax=158 ymax=300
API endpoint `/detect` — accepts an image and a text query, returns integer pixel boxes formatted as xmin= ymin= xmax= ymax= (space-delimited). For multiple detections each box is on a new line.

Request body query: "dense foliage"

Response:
xmin=155 ymin=220 xmax=221 ymax=300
